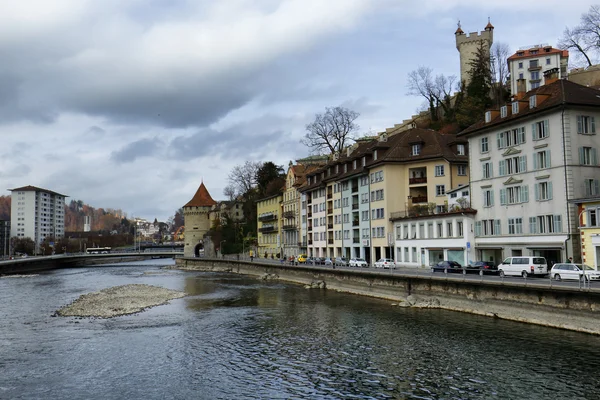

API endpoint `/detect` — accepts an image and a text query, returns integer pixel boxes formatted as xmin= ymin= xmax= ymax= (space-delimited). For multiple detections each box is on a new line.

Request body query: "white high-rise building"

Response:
xmin=10 ymin=185 xmax=67 ymax=248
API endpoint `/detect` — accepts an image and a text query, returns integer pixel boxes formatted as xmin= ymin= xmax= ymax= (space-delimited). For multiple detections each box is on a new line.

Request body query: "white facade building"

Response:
xmin=459 ymin=79 xmax=600 ymax=266
xmin=507 ymin=45 xmax=568 ymax=95
xmin=10 ymin=185 xmax=67 ymax=249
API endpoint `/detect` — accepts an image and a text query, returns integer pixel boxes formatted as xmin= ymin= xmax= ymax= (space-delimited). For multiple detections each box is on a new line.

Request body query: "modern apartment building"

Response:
xmin=9 ymin=185 xmax=67 ymax=250
xmin=256 ymin=193 xmax=282 ymax=258
xmin=507 ymin=45 xmax=568 ymax=94
xmin=300 ymin=128 xmax=469 ymax=264
xmin=458 ymin=78 xmax=600 ymax=265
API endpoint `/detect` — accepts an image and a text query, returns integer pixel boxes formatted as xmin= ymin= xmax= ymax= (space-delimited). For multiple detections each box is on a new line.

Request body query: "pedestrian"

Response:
xmin=567 ymin=257 xmax=573 ymax=263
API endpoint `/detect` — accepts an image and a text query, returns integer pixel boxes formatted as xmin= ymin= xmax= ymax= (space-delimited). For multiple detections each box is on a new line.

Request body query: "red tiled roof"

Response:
xmin=184 ymin=182 xmax=217 ymax=207
xmin=507 ymin=47 xmax=568 ymax=61
xmin=458 ymin=79 xmax=600 ymax=136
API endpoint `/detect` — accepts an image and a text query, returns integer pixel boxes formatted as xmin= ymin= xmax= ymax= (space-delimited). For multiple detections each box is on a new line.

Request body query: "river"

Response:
xmin=1 ymin=259 xmax=600 ymax=399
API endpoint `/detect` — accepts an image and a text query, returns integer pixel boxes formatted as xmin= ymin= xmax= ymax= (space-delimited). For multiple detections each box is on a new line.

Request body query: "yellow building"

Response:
xmin=257 ymin=193 xmax=282 ymax=259
xmin=575 ymin=198 xmax=600 ymax=269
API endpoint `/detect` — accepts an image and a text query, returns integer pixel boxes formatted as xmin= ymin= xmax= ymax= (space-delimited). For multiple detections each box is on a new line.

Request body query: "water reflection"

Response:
xmin=2 ymin=262 xmax=600 ymax=399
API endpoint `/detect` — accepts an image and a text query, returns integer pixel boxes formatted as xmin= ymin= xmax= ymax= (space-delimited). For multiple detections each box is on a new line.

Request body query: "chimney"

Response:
xmin=515 ymin=79 xmax=527 ymax=100
xmin=544 ymin=67 xmax=560 ymax=85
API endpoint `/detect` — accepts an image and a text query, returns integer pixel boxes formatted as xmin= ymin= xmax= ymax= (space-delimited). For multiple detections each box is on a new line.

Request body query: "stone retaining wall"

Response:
xmin=176 ymin=258 xmax=600 ymax=335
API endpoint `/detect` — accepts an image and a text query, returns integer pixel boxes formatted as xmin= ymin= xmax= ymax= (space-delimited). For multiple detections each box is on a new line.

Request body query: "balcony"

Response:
xmin=409 ymin=177 xmax=427 ymax=184
xmin=259 ymin=225 xmax=277 ymax=233
xmin=258 ymin=213 xmax=277 ymax=222
xmin=283 ymin=224 xmax=297 ymax=231
xmin=352 ymin=203 xmax=359 ymax=210
xmin=327 ymin=193 xmax=332 ymax=199
xmin=353 ymin=237 xmax=360 ymax=244
xmin=328 ymin=239 xmax=334 ymax=244
xmin=327 ymin=223 xmax=333 ymax=229
xmin=298 ymin=241 xmax=307 ymax=247
xmin=352 ymin=220 xmax=359 ymax=227
xmin=283 ymin=210 xmax=295 ymax=218
xmin=327 ymin=208 xmax=333 ymax=215
xmin=308 ymin=225 xmax=313 ymax=232
xmin=308 ymin=211 xmax=313 ymax=217
xmin=411 ymin=195 xmax=428 ymax=204
xmin=308 ymin=239 xmax=313 ymax=245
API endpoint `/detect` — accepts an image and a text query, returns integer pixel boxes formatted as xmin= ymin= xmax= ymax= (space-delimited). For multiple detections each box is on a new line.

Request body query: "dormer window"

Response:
xmin=501 ymin=106 xmax=507 ymax=118
xmin=512 ymin=102 xmax=519 ymax=114
xmin=327 ymin=168 xmax=331 ymax=176
xmin=344 ymin=164 xmax=347 ymax=173
xmin=308 ymin=177 xmax=311 ymax=185
xmin=485 ymin=111 xmax=492 ymax=123
xmin=335 ymin=165 xmax=339 ymax=173
xmin=517 ymin=51 xmax=524 ymax=56
xmin=411 ymin=144 xmax=421 ymax=156
xmin=321 ymin=172 xmax=324 ymax=179
xmin=373 ymin=150 xmax=378 ymax=160
xmin=353 ymin=160 xmax=357 ymax=170
xmin=362 ymin=156 xmax=366 ymax=166
xmin=529 ymin=95 xmax=537 ymax=108
xmin=457 ymin=144 xmax=465 ymax=155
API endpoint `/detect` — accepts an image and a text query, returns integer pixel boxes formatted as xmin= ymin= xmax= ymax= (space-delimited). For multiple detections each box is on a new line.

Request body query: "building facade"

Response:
xmin=507 ymin=45 xmax=568 ymax=95
xmin=183 ymin=182 xmax=217 ymax=257
xmin=257 ymin=193 xmax=282 ymax=258
xmin=459 ymin=79 xmax=600 ymax=266
xmin=455 ymin=20 xmax=494 ymax=86
xmin=573 ymin=198 xmax=600 ymax=269
xmin=9 ymin=185 xmax=66 ymax=251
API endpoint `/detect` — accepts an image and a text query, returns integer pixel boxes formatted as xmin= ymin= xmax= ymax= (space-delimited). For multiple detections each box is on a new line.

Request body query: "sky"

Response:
xmin=0 ymin=0 xmax=593 ymax=223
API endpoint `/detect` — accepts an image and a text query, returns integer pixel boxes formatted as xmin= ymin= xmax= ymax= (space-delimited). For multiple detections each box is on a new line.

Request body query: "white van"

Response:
xmin=498 ymin=256 xmax=548 ymax=278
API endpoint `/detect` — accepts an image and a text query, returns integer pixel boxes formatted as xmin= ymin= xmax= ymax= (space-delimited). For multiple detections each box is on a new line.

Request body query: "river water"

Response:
xmin=1 ymin=259 xmax=600 ymax=400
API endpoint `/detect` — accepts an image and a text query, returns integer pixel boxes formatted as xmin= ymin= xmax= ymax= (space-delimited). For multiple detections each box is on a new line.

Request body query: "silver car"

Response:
xmin=551 ymin=263 xmax=600 ymax=281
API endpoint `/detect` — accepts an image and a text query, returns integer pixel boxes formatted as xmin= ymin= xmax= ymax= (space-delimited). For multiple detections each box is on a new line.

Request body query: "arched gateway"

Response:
xmin=183 ymin=182 xmax=217 ymax=258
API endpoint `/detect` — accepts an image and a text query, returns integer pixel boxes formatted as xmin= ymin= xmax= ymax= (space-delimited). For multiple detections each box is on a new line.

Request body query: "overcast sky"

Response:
xmin=0 ymin=0 xmax=592 ymax=222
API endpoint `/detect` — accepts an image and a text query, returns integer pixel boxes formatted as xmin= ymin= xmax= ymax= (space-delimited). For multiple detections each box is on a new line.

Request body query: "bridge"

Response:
xmin=0 ymin=251 xmax=182 ymax=275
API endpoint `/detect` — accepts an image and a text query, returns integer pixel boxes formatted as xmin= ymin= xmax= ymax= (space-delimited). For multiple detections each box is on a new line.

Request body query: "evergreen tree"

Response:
xmin=456 ymin=40 xmax=493 ymax=129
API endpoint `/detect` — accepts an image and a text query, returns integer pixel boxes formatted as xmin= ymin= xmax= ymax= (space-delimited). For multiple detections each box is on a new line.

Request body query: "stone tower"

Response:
xmin=455 ymin=19 xmax=494 ymax=87
xmin=183 ymin=181 xmax=217 ymax=257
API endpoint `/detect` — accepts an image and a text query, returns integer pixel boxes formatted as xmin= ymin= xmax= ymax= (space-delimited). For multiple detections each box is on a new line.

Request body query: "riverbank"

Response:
xmin=55 ymin=284 xmax=185 ymax=318
xmin=173 ymin=258 xmax=600 ymax=335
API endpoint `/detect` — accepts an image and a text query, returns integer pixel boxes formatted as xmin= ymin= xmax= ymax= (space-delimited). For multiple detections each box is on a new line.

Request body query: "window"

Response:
xmin=546 ymin=58 xmax=551 ymax=65
xmin=450 ymin=192 xmax=457 ymax=198
xmin=535 ymin=182 xmax=552 ymax=201
xmin=531 ymin=71 xmax=540 ymax=81
xmin=482 ymin=162 xmax=493 ymax=179
xmin=577 ymin=115 xmax=596 ymax=134
xmin=462 ymin=190 xmax=469 ymax=196
xmin=437 ymin=223 xmax=443 ymax=237
xmin=370 ymin=171 xmax=383 ymax=183
xmin=457 ymin=165 xmax=467 ymax=176
xmin=529 ymin=59 xmax=539 ymax=68
xmin=588 ymin=208 xmax=599 ymax=227
xmin=483 ymin=189 xmax=494 ymax=207
xmin=373 ymin=150 xmax=377 ymax=161
xmin=371 ymin=208 xmax=385 ymax=219
xmin=447 ymin=222 xmax=453 ymax=237
xmin=499 ymin=156 xmax=527 ymax=176
xmin=419 ymin=223 xmax=425 ymax=238
xmin=485 ymin=111 xmax=491 ymax=123
xmin=531 ymin=82 xmax=540 ymax=89
xmin=519 ymin=72 xmax=524 ymax=79
xmin=457 ymin=221 xmax=463 ymax=237
xmin=518 ymin=62 xmax=523 ymax=69
xmin=436 ymin=185 xmax=446 ymax=196
xmin=361 ymin=210 xmax=369 ymax=221
xmin=512 ymin=102 xmax=519 ymax=114
xmin=508 ymin=217 xmax=524 ymax=234
xmin=532 ymin=120 xmax=549 ymax=140
xmin=530 ymin=215 xmax=562 ymax=233
xmin=579 ymin=147 xmax=598 ymax=165
xmin=584 ymin=179 xmax=600 ymax=197
xmin=370 ymin=189 xmax=384 ymax=201
xmin=529 ymin=95 xmax=537 ymax=108
xmin=480 ymin=137 xmax=489 ymax=153
xmin=500 ymin=185 xmax=529 ymax=205
xmin=534 ymin=150 xmax=551 ymax=169
xmin=457 ymin=144 xmax=465 ymax=155
xmin=500 ymin=106 xmax=507 ymax=118
xmin=435 ymin=165 xmax=445 ymax=176
xmin=475 ymin=219 xmax=501 ymax=236
xmin=497 ymin=127 xmax=526 ymax=148
xmin=412 ymin=144 xmax=421 ymax=155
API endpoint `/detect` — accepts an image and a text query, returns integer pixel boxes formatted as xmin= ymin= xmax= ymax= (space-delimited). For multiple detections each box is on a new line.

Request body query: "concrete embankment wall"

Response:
xmin=176 ymin=258 xmax=600 ymax=335
xmin=0 ymin=256 xmax=152 ymax=275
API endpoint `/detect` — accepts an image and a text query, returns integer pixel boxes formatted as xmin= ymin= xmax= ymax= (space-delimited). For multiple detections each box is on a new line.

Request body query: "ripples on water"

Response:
xmin=1 ymin=259 xmax=600 ymax=399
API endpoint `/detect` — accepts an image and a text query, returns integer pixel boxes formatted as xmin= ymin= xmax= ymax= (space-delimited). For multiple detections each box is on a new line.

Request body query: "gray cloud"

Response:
xmin=110 ymin=137 xmax=164 ymax=163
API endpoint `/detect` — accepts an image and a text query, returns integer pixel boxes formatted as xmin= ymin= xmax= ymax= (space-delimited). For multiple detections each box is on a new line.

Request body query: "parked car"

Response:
xmin=323 ymin=257 xmax=333 ymax=266
xmin=305 ymin=256 xmax=316 ymax=265
xmin=334 ymin=257 xmax=349 ymax=267
xmin=297 ymin=254 xmax=307 ymax=263
xmin=465 ymin=261 xmax=498 ymax=274
xmin=551 ymin=263 xmax=600 ymax=281
xmin=498 ymin=256 xmax=548 ymax=278
xmin=431 ymin=261 xmax=462 ymax=273
xmin=374 ymin=258 xmax=396 ymax=269
xmin=314 ymin=257 xmax=325 ymax=265
xmin=349 ymin=258 xmax=368 ymax=268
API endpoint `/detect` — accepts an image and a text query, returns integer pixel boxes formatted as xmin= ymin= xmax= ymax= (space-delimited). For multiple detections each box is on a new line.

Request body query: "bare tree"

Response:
xmin=301 ymin=106 xmax=359 ymax=155
xmin=407 ymin=66 xmax=457 ymax=121
xmin=558 ymin=5 xmax=600 ymax=67
xmin=226 ymin=161 xmax=261 ymax=197
xmin=490 ymin=42 xmax=511 ymax=105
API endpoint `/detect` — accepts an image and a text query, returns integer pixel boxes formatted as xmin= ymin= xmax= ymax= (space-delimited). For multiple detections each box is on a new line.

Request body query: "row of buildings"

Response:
xmin=254 ymin=75 xmax=600 ymax=268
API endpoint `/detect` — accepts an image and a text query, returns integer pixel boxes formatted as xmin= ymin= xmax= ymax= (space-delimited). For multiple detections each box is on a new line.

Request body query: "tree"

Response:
xmin=256 ymin=162 xmax=285 ymax=196
xmin=407 ymin=67 xmax=457 ymax=123
xmin=302 ymin=106 xmax=359 ymax=155
xmin=558 ymin=5 xmax=600 ymax=67
xmin=490 ymin=42 xmax=511 ymax=105
xmin=226 ymin=161 xmax=261 ymax=198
